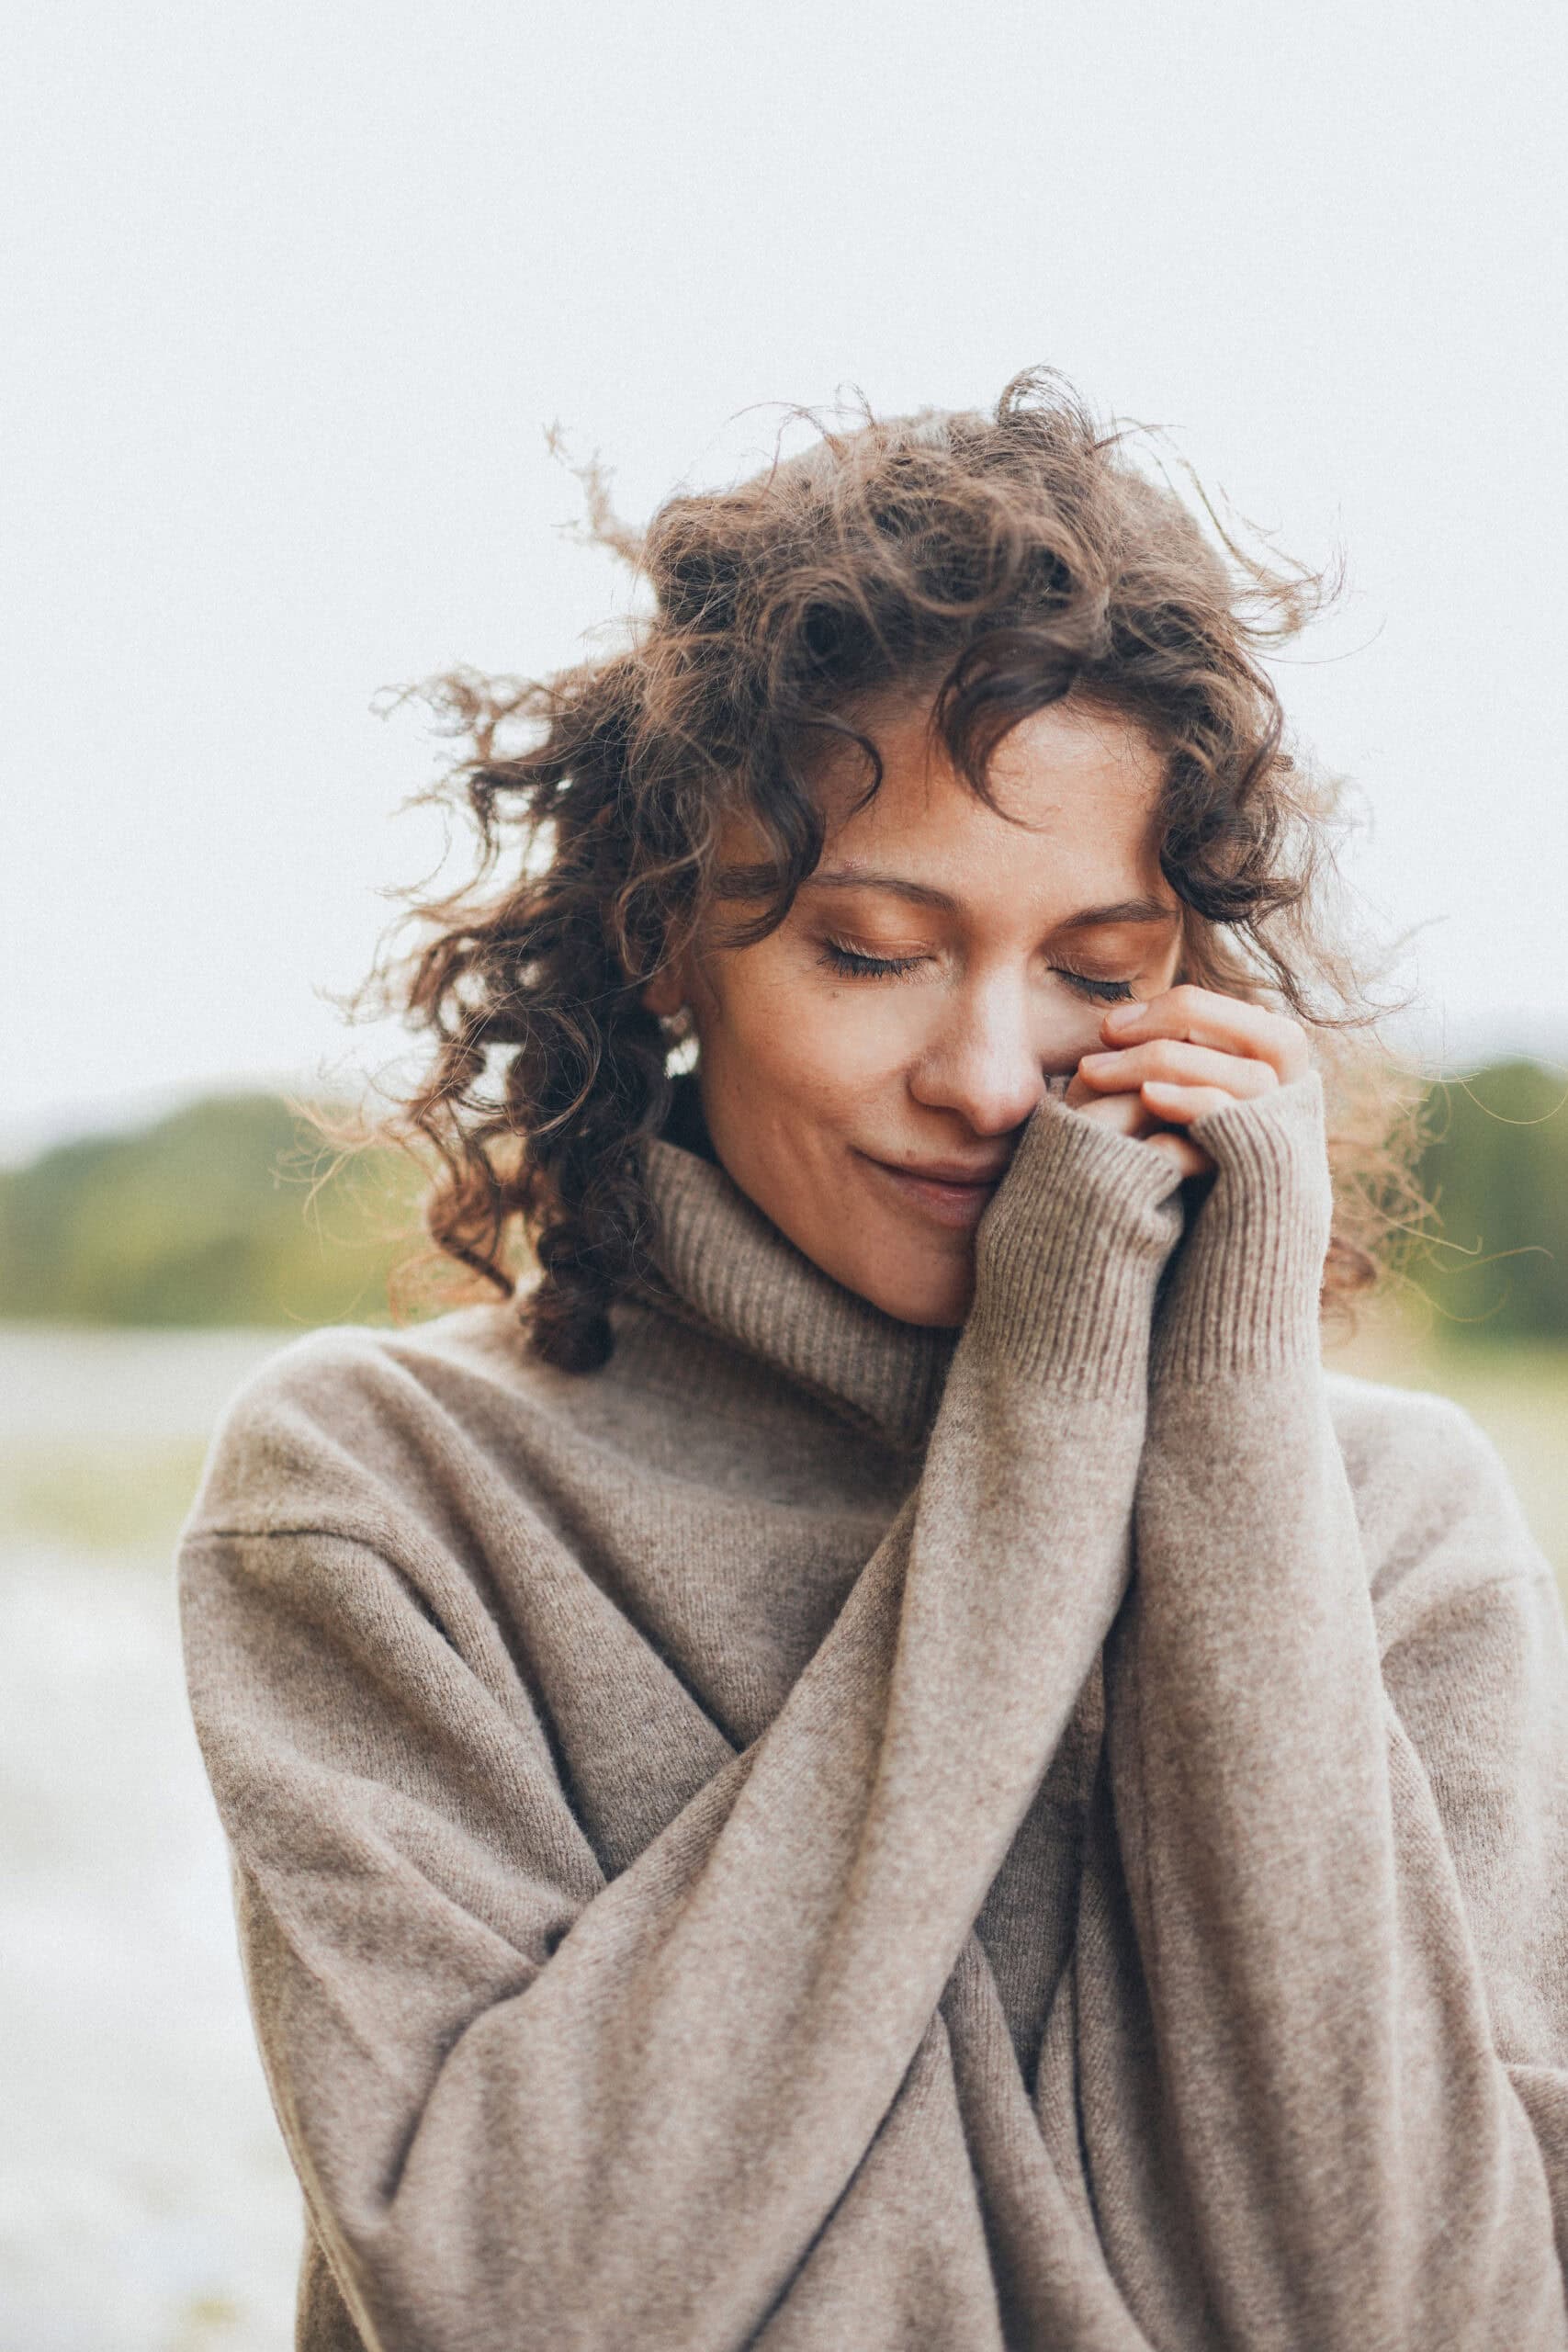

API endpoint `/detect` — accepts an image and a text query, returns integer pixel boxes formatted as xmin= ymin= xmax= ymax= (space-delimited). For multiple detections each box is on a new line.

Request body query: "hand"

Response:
xmin=1065 ymin=985 xmax=1311 ymax=1179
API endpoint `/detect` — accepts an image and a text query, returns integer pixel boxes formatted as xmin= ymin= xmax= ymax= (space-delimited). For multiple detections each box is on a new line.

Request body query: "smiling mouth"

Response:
xmin=856 ymin=1153 xmax=1010 ymax=1230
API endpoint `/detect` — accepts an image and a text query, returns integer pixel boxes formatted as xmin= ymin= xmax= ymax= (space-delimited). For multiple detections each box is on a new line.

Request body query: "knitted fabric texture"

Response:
xmin=179 ymin=1075 xmax=1568 ymax=2349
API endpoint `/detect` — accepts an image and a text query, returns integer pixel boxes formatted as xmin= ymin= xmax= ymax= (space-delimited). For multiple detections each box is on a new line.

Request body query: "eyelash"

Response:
xmin=818 ymin=939 xmax=1136 ymax=1003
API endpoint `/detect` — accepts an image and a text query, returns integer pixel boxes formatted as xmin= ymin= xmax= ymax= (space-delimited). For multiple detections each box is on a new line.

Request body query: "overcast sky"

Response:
xmin=5 ymin=0 xmax=1565 ymax=1158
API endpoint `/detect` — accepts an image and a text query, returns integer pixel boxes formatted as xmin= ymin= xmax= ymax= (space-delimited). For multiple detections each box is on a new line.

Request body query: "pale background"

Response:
xmin=3 ymin=5 xmax=1565 ymax=2347
xmin=5 ymin=0 xmax=1567 ymax=1164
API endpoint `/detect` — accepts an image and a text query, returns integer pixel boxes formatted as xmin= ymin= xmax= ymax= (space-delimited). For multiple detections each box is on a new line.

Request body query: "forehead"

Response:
xmin=812 ymin=695 xmax=1170 ymax=913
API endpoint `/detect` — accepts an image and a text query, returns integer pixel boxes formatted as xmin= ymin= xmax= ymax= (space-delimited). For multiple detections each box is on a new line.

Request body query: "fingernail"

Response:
xmin=1102 ymin=1001 xmax=1140 ymax=1031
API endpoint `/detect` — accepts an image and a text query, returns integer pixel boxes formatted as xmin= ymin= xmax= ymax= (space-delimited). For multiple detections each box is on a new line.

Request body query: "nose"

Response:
xmin=906 ymin=971 xmax=1055 ymax=1137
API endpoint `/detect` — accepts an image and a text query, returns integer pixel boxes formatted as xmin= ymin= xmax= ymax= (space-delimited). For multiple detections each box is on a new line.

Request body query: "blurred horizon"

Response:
xmin=3 ymin=1056 xmax=1565 ymax=1342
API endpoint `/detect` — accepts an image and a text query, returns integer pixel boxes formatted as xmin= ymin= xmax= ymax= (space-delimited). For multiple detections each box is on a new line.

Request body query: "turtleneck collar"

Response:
xmin=628 ymin=1135 xmax=958 ymax=1455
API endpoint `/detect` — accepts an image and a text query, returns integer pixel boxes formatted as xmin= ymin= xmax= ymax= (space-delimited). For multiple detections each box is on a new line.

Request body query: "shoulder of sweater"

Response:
xmin=181 ymin=1301 xmax=665 ymax=1547
xmin=180 ymin=1294 xmax=885 ymax=1556
xmin=199 ymin=1302 xmax=558 ymax=1430
xmin=1324 ymin=1366 xmax=1558 ymax=1648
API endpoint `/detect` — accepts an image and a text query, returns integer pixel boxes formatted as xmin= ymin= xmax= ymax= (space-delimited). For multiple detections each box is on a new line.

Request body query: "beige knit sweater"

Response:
xmin=179 ymin=1073 xmax=1568 ymax=2350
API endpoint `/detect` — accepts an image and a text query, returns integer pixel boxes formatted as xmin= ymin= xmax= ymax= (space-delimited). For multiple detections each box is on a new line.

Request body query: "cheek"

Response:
xmin=703 ymin=961 xmax=923 ymax=1126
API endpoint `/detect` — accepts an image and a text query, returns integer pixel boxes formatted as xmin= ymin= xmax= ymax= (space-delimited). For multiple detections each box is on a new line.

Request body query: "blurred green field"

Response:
xmin=0 ymin=1329 xmax=288 ymax=1556
xmin=0 ymin=1437 xmax=213 ymax=1554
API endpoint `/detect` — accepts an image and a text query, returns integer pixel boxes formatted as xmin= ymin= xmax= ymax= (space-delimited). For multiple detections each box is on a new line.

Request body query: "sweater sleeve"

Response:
xmin=1103 ymin=1069 xmax=1568 ymax=2350
xmin=178 ymin=1095 xmax=1183 ymax=2352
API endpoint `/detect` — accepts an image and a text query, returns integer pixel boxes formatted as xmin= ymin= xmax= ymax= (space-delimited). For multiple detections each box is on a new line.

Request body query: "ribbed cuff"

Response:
xmin=1151 ymin=1070 xmax=1333 ymax=1384
xmin=968 ymin=1094 xmax=1187 ymax=1397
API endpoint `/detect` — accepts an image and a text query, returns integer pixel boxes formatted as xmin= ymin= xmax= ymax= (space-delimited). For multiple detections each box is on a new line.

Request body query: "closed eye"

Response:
xmin=1054 ymin=967 xmax=1135 ymax=1004
xmin=818 ymin=939 xmax=927 ymax=980
xmin=821 ymin=941 xmax=1139 ymax=1001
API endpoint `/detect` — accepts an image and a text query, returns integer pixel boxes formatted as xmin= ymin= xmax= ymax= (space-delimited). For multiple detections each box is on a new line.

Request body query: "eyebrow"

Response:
xmin=804 ymin=865 xmax=1180 ymax=933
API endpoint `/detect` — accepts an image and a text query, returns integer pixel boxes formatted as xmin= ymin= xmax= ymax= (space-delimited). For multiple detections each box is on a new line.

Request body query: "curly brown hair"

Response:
xmin=374 ymin=369 xmax=1416 ymax=1371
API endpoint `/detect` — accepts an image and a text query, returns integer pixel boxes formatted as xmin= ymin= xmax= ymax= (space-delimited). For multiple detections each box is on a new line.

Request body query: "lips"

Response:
xmin=856 ymin=1152 xmax=1010 ymax=1232
xmin=888 ymin=1158 xmax=1013 ymax=1186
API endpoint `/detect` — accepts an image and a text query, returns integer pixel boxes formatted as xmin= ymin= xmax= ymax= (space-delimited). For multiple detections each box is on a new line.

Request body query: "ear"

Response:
xmin=640 ymin=952 xmax=689 ymax=1019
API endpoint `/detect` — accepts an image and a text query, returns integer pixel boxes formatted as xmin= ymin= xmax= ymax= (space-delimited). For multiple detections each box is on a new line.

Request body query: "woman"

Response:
xmin=180 ymin=375 xmax=1568 ymax=2350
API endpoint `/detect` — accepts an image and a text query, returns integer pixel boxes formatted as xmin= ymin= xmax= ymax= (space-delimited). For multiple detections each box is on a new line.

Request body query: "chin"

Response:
xmin=841 ymin=1253 xmax=974 ymax=1330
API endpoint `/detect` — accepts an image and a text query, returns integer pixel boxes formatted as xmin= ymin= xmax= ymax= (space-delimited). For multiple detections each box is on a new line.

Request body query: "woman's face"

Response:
xmin=655 ymin=695 xmax=1185 ymax=1326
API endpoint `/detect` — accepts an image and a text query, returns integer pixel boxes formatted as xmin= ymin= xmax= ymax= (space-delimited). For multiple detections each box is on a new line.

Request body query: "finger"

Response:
xmin=1066 ymin=1075 xmax=1180 ymax=1131
xmin=1070 ymin=1088 xmax=1151 ymax=1137
xmin=1077 ymin=1039 xmax=1279 ymax=1099
xmin=1100 ymin=984 xmax=1308 ymax=1081
xmin=1139 ymin=1078 xmax=1239 ymax=1125
xmin=1068 ymin=1078 xmax=1213 ymax=1172
xmin=1142 ymin=1129 xmax=1214 ymax=1179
